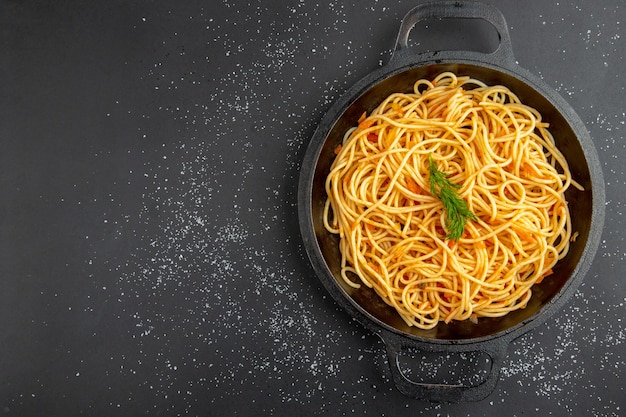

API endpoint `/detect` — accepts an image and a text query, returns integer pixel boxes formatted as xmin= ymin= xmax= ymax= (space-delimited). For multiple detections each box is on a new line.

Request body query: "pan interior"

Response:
xmin=310 ymin=63 xmax=594 ymax=340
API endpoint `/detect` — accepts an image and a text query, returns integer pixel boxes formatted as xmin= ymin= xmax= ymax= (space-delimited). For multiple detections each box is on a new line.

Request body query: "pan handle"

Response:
xmin=391 ymin=0 xmax=516 ymax=66
xmin=382 ymin=335 xmax=508 ymax=402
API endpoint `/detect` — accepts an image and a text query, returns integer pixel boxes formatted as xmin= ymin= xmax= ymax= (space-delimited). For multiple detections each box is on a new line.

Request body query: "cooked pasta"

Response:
xmin=323 ymin=72 xmax=581 ymax=329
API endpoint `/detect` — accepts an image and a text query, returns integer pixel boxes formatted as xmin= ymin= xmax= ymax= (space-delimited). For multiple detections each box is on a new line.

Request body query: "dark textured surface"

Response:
xmin=1 ymin=0 xmax=624 ymax=415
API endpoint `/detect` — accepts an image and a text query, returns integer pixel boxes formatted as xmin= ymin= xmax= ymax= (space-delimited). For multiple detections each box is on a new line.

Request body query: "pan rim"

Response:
xmin=298 ymin=55 xmax=605 ymax=346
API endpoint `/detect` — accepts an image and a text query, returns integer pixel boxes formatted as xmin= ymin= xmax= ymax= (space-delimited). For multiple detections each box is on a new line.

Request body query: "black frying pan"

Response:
xmin=298 ymin=1 xmax=605 ymax=402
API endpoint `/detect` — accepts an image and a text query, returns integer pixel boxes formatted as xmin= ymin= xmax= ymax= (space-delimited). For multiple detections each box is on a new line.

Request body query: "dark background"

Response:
xmin=1 ymin=0 xmax=624 ymax=415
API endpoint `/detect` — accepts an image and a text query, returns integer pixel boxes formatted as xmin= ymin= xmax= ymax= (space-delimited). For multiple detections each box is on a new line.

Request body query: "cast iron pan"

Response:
xmin=298 ymin=1 xmax=605 ymax=402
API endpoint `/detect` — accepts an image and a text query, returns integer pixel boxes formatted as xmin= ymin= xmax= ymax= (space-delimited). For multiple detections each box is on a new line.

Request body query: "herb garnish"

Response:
xmin=428 ymin=154 xmax=477 ymax=240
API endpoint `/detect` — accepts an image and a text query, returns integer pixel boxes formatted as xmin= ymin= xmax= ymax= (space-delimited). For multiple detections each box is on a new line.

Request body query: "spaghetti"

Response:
xmin=323 ymin=72 xmax=581 ymax=329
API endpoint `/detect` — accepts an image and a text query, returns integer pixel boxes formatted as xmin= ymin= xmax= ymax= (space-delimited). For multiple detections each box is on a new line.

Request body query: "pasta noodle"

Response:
xmin=323 ymin=72 xmax=581 ymax=329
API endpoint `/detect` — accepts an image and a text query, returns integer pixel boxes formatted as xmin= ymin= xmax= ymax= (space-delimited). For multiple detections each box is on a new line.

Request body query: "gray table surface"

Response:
xmin=1 ymin=0 xmax=624 ymax=415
